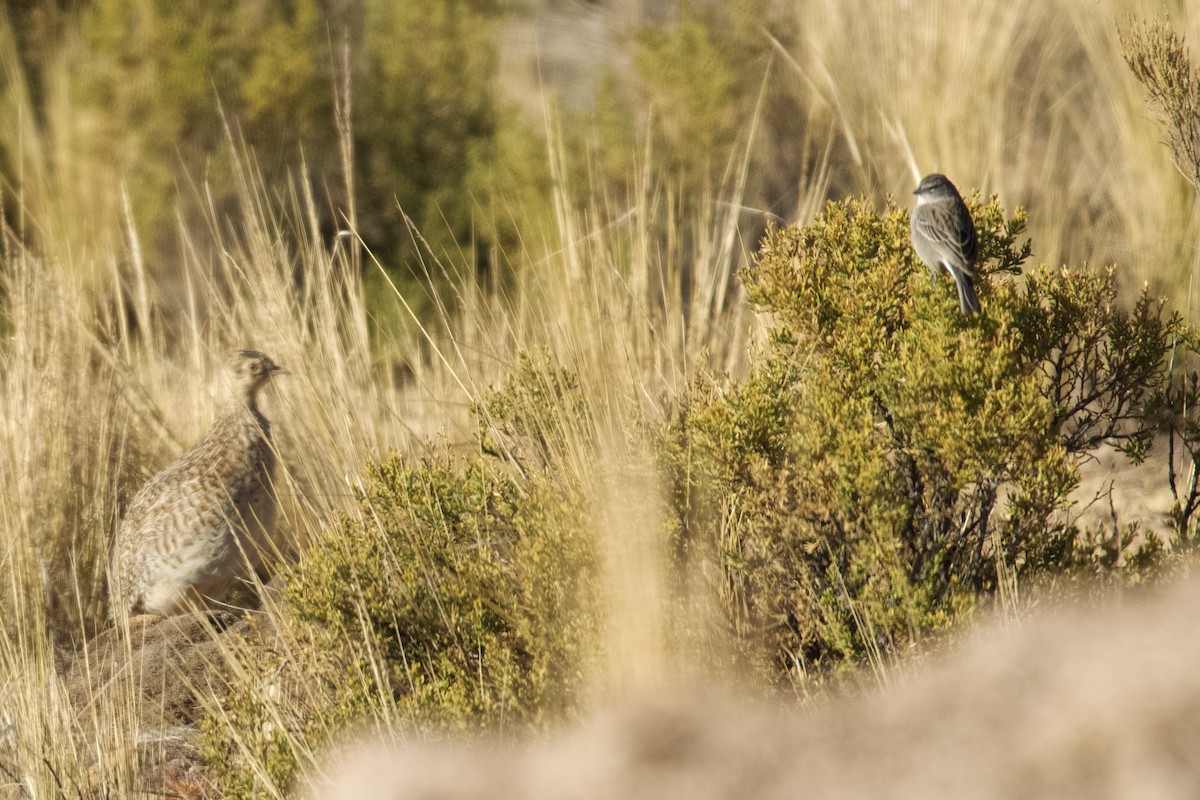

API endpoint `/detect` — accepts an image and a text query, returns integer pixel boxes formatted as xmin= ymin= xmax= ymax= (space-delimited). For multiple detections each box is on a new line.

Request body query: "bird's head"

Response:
xmin=223 ymin=350 xmax=287 ymax=399
xmin=913 ymin=173 xmax=962 ymax=203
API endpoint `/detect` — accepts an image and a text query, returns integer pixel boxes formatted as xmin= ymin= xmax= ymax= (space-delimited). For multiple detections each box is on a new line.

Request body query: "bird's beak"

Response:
xmin=913 ymin=188 xmax=920 ymax=195
xmin=271 ymin=365 xmax=289 ymax=376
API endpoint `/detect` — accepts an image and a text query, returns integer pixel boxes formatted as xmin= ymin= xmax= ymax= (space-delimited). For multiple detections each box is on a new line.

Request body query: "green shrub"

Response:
xmin=204 ymin=359 xmax=598 ymax=796
xmin=288 ymin=456 xmax=596 ymax=725
xmin=661 ymin=194 xmax=1182 ymax=679
xmin=477 ymin=351 xmax=593 ymax=470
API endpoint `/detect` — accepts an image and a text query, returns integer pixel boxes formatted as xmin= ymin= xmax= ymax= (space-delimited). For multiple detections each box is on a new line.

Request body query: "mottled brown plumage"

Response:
xmin=110 ymin=350 xmax=287 ymax=618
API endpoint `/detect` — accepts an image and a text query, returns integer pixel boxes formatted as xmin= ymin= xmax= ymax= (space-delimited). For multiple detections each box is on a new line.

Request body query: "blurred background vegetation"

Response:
xmin=0 ymin=0 xmax=799 ymax=338
xmin=3 ymin=0 xmax=1198 ymax=341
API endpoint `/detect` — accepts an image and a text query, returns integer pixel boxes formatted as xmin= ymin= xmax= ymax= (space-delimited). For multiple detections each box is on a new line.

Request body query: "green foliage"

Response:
xmin=200 ymin=691 xmax=302 ymax=800
xmin=289 ymin=456 xmax=596 ymax=725
xmin=353 ymin=0 xmax=551 ymax=274
xmin=661 ymin=194 xmax=1182 ymax=678
xmin=20 ymin=0 xmax=553 ymax=320
xmin=636 ymin=15 xmax=744 ymax=179
xmin=633 ymin=1 xmax=791 ymax=182
xmin=73 ymin=0 xmax=289 ymax=245
xmin=565 ymin=0 xmax=797 ymax=214
xmin=477 ymin=350 xmax=593 ymax=469
xmin=205 ymin=362 xmax=599 ymax=796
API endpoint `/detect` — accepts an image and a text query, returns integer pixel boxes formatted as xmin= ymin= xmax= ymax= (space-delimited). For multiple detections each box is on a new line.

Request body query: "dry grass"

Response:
xmin=1 ymin=0 xmax=1199 ymax=795
xmin=0 ymin=121 xmax=766 ymax=798
xmin=499 ymin=0 xmax=1200 ymax=300
xmin=791 ymin=0 xmax=1200 ymax=294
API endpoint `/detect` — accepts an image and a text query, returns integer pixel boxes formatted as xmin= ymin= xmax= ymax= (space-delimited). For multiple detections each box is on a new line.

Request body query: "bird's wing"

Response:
xmin=913 ymin=204 xmax=977 ymax=275
xmin=957 ymin=203 xmax=979 ymax=267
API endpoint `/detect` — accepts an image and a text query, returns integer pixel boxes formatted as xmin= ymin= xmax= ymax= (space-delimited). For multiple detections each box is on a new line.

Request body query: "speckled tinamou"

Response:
xmin=110 ymin=350 xmax=287 ymax=618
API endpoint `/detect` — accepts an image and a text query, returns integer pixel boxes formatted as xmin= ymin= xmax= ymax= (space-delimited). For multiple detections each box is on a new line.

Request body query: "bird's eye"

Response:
xmin=249 ymin=362 xmax=261 ymax=374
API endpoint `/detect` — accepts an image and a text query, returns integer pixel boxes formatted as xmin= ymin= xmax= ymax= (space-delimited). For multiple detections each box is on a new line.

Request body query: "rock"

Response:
xmin=63 ymin=610 xmax=265 ymax=798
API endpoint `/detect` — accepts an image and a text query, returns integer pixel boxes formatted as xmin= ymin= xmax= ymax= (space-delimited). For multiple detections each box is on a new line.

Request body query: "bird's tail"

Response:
xmin=951 ymin=268 xmax=981 ymax=316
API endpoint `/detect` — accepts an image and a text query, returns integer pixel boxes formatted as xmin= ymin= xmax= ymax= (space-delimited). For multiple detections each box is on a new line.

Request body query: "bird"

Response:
xmin=109 ymin=350 xmax=287 ymax=619
xmin=910 ymin=173 xmax=981 ymax=316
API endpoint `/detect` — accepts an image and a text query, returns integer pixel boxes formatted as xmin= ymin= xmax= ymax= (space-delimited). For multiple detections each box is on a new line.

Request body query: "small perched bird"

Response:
xmin=910 ymin=173 xmax=981 ymax=316
xmin=110 ymin=350 xmax=287 ymax=619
